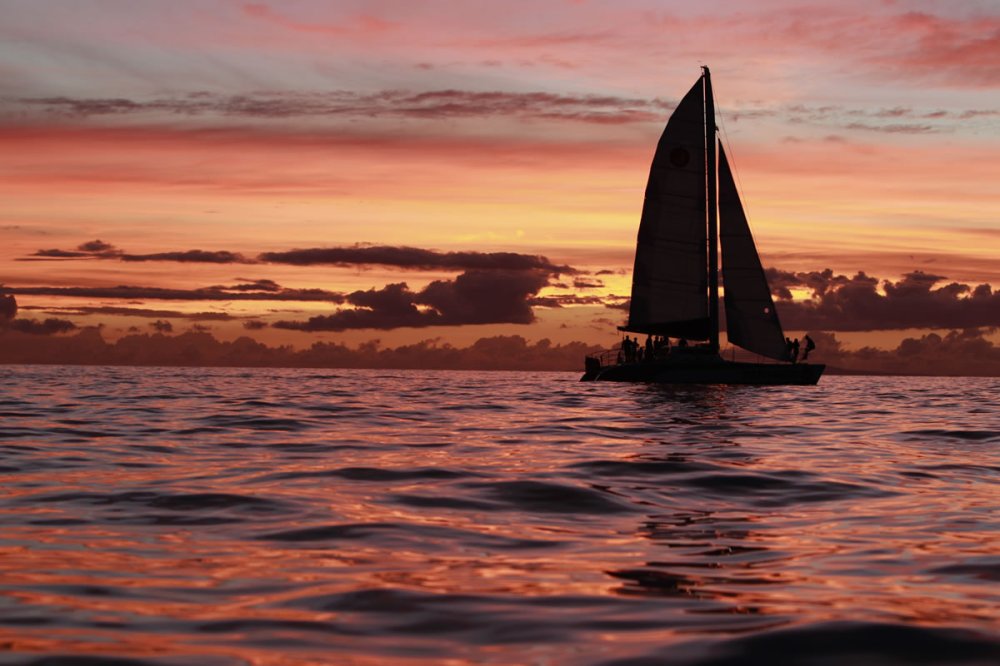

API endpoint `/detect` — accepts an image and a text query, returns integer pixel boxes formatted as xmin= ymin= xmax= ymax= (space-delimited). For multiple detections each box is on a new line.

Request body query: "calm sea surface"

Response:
xmin=0 ymin=366 xmax=997 ymax=665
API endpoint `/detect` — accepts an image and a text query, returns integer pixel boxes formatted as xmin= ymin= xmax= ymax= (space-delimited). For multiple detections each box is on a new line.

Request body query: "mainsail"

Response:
xmin=719 ymin=144 xmax=789 ymax=361
xmin=624 ymin=79 xmax=710 ymax=339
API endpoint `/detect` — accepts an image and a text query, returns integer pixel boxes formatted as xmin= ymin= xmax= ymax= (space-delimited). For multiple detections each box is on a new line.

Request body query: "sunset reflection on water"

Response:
xmin=1 ymin=367 xmax=998 ymax=664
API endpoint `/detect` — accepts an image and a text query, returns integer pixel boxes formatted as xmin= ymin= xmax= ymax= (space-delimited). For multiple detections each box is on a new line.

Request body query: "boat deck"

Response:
xmin=582 ymin=349 xmax=824 ymax=385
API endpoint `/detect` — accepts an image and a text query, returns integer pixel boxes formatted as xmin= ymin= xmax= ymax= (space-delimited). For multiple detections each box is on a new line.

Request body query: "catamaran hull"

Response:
xmin=581 ymin=360 xmax=825 ymax=385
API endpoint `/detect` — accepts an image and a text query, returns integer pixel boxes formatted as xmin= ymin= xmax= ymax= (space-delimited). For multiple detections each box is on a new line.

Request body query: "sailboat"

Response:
xmin=582 ymin=67 xmax=824 ymax=384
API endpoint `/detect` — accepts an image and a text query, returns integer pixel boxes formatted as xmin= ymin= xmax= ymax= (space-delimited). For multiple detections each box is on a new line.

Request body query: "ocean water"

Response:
xmin=0 ymin=366 xmax=997 ymax=666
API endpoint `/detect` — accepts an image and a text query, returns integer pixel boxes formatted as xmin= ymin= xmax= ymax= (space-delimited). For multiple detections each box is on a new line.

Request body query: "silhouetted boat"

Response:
xmin=582 ymin=67 xmax=824 ymax=385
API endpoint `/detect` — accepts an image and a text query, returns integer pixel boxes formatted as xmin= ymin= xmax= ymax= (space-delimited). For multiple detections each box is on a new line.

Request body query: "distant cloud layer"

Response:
xmin=0 ymin=294 xmax=16 ymax=321
xmin=2 ymin=326 xmax=1000 ymax=376
xmin=13 ymin=90 xmax=674 ymax=126
xmin=12 ymin=91 xmax=998 ymax=136
xmin=6 ymin=317 xmax=77 ymax=335
xmin=803 ymin=328 xmax=1000 ymax=377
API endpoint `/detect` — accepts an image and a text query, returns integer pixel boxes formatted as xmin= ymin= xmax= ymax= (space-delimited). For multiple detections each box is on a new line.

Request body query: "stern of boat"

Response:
xmin=581 ymin=348 xmax=620 ymax=381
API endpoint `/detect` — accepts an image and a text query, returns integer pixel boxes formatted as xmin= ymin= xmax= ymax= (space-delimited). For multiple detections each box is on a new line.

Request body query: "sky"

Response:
xmin=1 ymin=0 xmax=999 ymax=370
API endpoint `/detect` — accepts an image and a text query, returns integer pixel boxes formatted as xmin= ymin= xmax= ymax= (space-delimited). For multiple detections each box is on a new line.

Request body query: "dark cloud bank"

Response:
xmin=274 ymin=269 xmax=550 ymax=331
xmin=0 ymin=328 xmax=602 ymax=372
xmin=766 ymin=269 xmax=1000 ymax=330
xmin=24 ymin=242 xmax=1000 ymax=332
xmin=5 ymin=268 xmax=556 ymax=331
xmin=14 ymin=241 xmax=574 ymax=331
xmin=2 ymin=324 xmax=1000 ymax=375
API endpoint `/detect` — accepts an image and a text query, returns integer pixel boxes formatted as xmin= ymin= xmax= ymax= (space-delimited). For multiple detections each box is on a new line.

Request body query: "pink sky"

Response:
xmin=1 ymin=0 xmax=999 ymax=358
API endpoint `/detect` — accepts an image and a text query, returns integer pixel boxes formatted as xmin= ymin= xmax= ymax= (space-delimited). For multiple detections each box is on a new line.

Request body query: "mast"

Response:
xmin=703 ymin=66 xmax=719 ymax=352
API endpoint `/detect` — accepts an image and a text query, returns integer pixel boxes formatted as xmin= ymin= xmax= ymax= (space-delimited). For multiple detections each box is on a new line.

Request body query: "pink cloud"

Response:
xmin=242 ymin=3 xmax=396 ymax=36
xmin=879 ymin=11 xmax=1000 ymax=86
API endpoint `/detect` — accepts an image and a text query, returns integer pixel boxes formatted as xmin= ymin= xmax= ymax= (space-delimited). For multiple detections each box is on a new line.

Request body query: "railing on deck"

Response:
xmin=586 ymin=347 xmax=623 ymax=369
xmin=587 ymin=344 xmax=789 ymax=370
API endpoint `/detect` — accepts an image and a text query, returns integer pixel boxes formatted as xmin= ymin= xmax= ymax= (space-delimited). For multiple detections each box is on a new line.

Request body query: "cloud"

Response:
xmin=221 ymin=279 xmax=282 ymax=292
xmin=31 ymin=241 xmax=250 ymax=264
xmin=120 ymin=250 xmax=251 ymax=263
xmin=0 ymin=325 xmax=604 ymax=371
xmin=274 ymin=269 xmax=549 ymax=331
xmin=278 ymin=282 xmax=428 ymax=331
xmin=15 ymin=89 xmax=993 ymax=139
xmin=242 ymin=320 xmax=267 ymax=330
xmin=26 ymin=241 xmax=574 ymax=274
xmin=150 ymin=320 xmax=173 ymax=333
xmin=770 ymin=270 xmax=1000 ymax=331
xmin=801 ymin=328 xmax=1000 ymax=377
xmin=260 ymin=244 xmax=575 ymax=274
xmin=7 ymin=317 xmax=77 ymax=335
xmin=0 ymin=294 xmax=16 ymax=321
xmin=843 ymin=122 xmax=936 ymax=134
xmin=26 ymin=88 xmax=967 ymax=134
xmin=33 ymin=305 xmax=235 ymax=320
xmin=604 ymin=297 xmax=631 ymax=311
xmin=243 ymin=3 xmax=396 ymax=37
xmin=3 ymin=324 xmax=1000 ymax=376
xmin=32 ymin=248 xmax=94 ymax=258
xmin=12 ymin=89 xmax=673 ymax=126
xmin=530 ymin=294 xmax=609 ymax=308
xmin=4 ymin=283 xmax=344 ymax=303
xmin=31 ymin=239 xmax=122 ymax=259
xmin=78 ymin=239 xmax=117 ymax=253
xmin=606 ymin=268 xmax=1000 ymax=333
xmin=872 ymin=11 xmax=1000 ymax=87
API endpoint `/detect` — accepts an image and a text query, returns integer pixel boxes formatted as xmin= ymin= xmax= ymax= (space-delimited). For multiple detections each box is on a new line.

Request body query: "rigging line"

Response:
xmin=716 ymin=100 xmax=760 ymax=238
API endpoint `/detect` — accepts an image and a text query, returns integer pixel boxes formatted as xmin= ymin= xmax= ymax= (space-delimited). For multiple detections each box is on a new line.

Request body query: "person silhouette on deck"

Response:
xmin=802 ymin=335 xmax=816 ymax=361
xmin=623 ymin=336 xmax=635 ymax=363
xmin=645 ymin=335 xmax=653 ymax=362
xmin=791 ymin=338 xmax=800 ymax=364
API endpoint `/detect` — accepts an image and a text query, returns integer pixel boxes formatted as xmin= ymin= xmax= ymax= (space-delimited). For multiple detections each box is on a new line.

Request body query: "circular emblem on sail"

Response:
xmin=669 ymin=147 xmax=690 ymax=168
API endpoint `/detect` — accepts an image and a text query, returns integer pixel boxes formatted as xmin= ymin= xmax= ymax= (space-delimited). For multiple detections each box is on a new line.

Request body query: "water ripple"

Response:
xmin=0 ymin=367 xmax=997 ymax=664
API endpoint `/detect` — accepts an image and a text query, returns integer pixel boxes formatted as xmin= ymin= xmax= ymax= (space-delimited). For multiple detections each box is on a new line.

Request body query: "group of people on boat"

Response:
xmin=619 ymin=335 xmax=676 ymax=364
xmin=786 ymin=335 xmax=816 ymax=363
xmin=615 ymin=333 xmax=817 ymax=365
